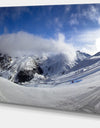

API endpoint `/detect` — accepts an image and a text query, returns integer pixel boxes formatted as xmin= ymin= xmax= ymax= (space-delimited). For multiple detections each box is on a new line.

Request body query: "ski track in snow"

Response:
xmin=0 ymin=52 xmax=100 ymax=114
xmin=0 ymin=67 xmax=100 ymax=114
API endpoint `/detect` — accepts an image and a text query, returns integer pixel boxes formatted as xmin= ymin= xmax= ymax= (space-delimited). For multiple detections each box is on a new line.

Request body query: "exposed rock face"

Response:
xmin=0 ymin=51 xmax=100 ymax=85
xmin=15 ymin=66 xmax=43 ymax=83
xmin=0 ymin=53 xmax=12 ymax=70
xmin=14 ymin=57 xmax=43 ymax=83
xmin=16 ymin=70 xmax=34 ymax=82
xmin=0 ymin=53 xmax=43 ymax=83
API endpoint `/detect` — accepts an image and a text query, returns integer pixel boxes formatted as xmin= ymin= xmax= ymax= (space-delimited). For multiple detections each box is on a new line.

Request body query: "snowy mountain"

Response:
xmin=0 ymin=54 xmax=43 ymax=83
xmin=40 ymin=51 xmax=91 ymax=76
xmin=0 ymin=53 xmax=12 ymax=70
xmin=0 ymin=51 xmax=100 ymax=114
xmin=0 ymin=51 xmax=100 ymax=85
xmin=41 ymin=51 xmax=92 ymax=76
xmin=40 ymin=53 xmax=74 ymax=76
xmin=71 ymin=51 xmax=100 ymax=72
xmin=76 ymin=50 xmax=90 ymax=61
xmin=94 ymin=52 xmax=100 ymax=56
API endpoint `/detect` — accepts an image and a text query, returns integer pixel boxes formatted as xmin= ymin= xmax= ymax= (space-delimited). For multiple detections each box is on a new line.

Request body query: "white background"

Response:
xmin=1 ymin=103 xmax=100 ymax=128
xmin=0 ymin=0 xmax=100 ymax=128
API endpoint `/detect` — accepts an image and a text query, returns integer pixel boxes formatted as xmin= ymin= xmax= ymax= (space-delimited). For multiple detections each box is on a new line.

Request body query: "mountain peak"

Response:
xmin=76 ymin=50 xmax=91 ymax=61
xmin=94 ymin=52 xmax=100 ymax=56
xmin=76 ymin=50 xmax=90 ymax=56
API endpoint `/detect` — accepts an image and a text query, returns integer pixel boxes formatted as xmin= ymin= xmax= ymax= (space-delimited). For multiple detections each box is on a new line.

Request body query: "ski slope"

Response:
xmin=0 ymin=68 xmax=100 ymax=114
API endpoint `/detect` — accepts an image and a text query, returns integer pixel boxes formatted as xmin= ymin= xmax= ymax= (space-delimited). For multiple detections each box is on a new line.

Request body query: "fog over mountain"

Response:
xmin=0 ymin=31 xmax=76 ymax=62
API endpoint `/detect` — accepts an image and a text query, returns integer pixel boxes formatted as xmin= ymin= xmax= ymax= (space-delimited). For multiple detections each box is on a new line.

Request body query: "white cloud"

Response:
xmin=95 ymin=38 xmax=100 ymax=52
xmin=81 ymin=44 xmax=97 ymax=55
xmin=70 ymin=18 xmax=79 ymax=25
xmin=0 ymin=31 xmax=76 ymax=62
xmin=70 ymin=13 xmax=79 ymax=26
xmin=68 ymin=29 xmax=100 ymax=55
xmin=82 ymin=5 xmax=100 ymax=24
xmin=65 ymin=6 xmax=71 ymax=13
xmin=69 ymin=5 xmax=100 ymax=26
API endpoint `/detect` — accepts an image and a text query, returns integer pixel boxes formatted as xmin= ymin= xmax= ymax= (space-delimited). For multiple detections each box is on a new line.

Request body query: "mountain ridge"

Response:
xmin=0 ymin=51 xmax=100 ymax=84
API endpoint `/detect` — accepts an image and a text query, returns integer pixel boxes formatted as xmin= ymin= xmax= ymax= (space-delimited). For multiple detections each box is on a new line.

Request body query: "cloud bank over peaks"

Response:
xmin=70 ymin=29 xmax=100 ymax=55
xmin=0 ymin=31 xmax=76 ymax=62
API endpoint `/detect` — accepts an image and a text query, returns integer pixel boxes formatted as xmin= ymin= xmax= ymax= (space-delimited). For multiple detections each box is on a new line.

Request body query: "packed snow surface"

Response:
xmin=0 ymin=51 xmax=100 ymax=114
xmin=0 ymin=67 xmax=100 ymax=114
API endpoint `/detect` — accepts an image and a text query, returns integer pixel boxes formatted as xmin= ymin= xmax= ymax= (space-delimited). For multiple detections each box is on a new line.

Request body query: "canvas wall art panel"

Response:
xmin=0 ymin=3 xmax=100 ymax=115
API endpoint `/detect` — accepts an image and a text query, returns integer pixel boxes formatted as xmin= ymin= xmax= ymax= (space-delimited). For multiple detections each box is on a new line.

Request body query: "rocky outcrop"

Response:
xmin=0 ymin=53 xmax=12 ymax=70
xmin=15 ymin=65 xmax=43 ymax=83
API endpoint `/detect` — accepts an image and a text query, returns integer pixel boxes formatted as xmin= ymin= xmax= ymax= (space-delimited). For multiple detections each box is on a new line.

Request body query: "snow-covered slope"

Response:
xmin=94 ymin=52 xmax=100 ymax=56
xmin=40 ymin=51 xmax=91 ymax=76
xmin=0 ymin=53 xmax=12 ymax=70
xmin=0 ymin=54 xmax=43 ymax=83
xmin=70 ymin=51 xmax=100 ymax=72
xmin=41 ymin=53 xmax=75 ymax=76
xmin=0 ymin=51 xmax=100 ymax=114
xmin=0 ymin=68 xmax=100 ymax=114
xmin=0 ymin=51 xmax=100 ymax=85
xmin=76 ymin=50 xmax=90 ymax=61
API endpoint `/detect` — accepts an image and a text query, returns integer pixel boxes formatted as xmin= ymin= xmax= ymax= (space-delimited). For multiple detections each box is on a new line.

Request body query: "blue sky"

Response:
xmin=0 ymin=4 xmax=100 ymax=38
xmin=0 ymin=4 xmax=100 ymax=56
